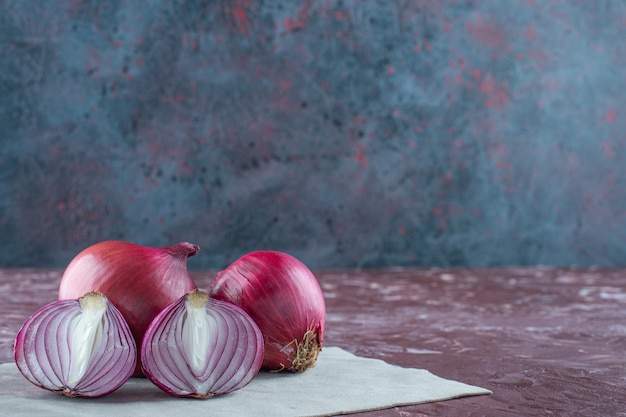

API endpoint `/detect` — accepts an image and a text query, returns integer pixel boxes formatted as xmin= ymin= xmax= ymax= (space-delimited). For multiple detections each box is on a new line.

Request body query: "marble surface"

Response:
xmin=1 ymin=267 xmax=625 ymax=416
xmin=4 ymin=1 xmax=626 ymax=270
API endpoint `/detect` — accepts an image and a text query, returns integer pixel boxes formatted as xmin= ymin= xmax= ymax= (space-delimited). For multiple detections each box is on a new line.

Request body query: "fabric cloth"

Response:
xmin=0 ymin=347 xmax=491 ymax=417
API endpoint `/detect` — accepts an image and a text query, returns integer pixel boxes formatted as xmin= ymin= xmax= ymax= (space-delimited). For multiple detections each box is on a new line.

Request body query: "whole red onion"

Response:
xmin=209 ymin=250 xmax=326 ymax=372
xmin=58 ymin=240 xmax=199 ymax=375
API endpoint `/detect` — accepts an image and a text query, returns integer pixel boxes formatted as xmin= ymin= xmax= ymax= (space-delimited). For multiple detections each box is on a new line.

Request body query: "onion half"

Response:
xmin=209 ymin=250 xmax=326 ymax=372
xmin=141 ymin=289 xmax=264 ymax=399
xmin=14 ymin=292 xmax=136 ymax=398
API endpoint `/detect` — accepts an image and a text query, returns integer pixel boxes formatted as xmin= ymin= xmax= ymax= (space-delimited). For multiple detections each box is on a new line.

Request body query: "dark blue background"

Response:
xmin=2 ymin=0 xmax=626 ymax=269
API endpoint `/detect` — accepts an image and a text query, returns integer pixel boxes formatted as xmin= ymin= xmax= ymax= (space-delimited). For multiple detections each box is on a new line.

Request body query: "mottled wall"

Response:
xmin=2 ymin=0 xmax=626 ymax=269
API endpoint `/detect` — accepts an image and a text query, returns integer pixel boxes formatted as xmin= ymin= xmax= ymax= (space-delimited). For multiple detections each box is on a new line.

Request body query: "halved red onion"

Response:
xmin=209 ymin=250 xmax=326 ymax=372
xmin=14 ymin=291 xmax=136 ymax=398
xmin=141 ymin=289 xmax=264 ymax=399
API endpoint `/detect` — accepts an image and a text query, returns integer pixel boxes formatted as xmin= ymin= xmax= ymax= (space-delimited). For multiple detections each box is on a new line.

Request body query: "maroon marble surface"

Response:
xmin=1 ymin=267 xmax=625 ymax=416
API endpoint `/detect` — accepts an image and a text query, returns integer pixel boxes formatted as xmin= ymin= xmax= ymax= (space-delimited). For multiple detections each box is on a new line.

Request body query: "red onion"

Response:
xmin=141 ymin=289 xmax=264 ymax=398
xmin=58 ymin=240 xmax=199 ymax=375
xmin=209 ymin=250 xmax=326 ymax=372
xmin=14 ymin=291 xmax=136 ymax=397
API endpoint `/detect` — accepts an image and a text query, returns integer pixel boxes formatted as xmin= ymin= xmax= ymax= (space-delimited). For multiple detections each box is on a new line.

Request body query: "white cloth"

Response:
xmin=0 ymin=347 xmax=490 ymax=417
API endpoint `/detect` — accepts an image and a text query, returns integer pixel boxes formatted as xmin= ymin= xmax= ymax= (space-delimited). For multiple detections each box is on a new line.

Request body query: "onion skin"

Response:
xmin=58 ymin=240 xmax=199 ymax=376
xmin=14 ymin=291 xmax=136 ymax=398
xmin=141 ymin=289 xmax=264 ymax=398
xmin=209 ymin=250 xmax=326 ymax=373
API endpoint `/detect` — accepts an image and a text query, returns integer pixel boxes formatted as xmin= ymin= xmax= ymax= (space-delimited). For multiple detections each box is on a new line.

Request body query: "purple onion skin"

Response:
xmin=141 ymin=289 xmax=264 ymax=399
xmin=209 ymin=250 xmax=326 ymax=372
xmin=14 ymin=292 xmax=137 ymax=398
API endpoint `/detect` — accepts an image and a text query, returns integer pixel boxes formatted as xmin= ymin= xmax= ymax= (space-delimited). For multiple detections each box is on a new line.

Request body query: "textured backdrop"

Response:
xmin=2 ymin=0 xmax=626 ymax=269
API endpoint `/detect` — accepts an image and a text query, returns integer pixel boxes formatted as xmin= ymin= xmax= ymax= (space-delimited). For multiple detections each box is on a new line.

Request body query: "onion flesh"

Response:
xmin=209 ymin=250 xmax=326 ymax=372
xmin=58 ymin=240 xmax=199 ymax=375
xmin=14 ymin=291 xmax=136 ymax=397
xmin=141 ymin=289 xmax=264 ymax=399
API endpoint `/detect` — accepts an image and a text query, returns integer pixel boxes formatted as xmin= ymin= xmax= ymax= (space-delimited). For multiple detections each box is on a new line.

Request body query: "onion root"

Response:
xmin=289 ymin=329 xmax=321 ymax=373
